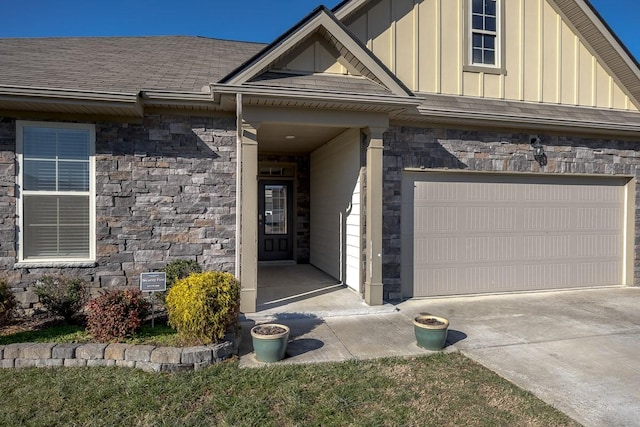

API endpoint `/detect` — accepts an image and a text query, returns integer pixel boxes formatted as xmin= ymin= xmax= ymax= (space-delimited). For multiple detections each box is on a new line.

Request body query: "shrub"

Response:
xmin=86 ymin=289 xmax=151 ymax=342
xmin=166 ymin=271 xmax=241 ymax=345
xmin=0 ymin=279 xmax=17 ymax=327
xmin=34 ymin=275 xmax=88 ymax=323
xmin=161 ymin=259 xmax=202 ymax=288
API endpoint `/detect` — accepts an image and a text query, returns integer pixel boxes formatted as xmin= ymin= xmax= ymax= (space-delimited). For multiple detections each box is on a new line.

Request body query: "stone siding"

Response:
xmin=382 ymin=126 xmax=640 ymax=301
xmin=0 ymin=114 xmax=237 ymax=311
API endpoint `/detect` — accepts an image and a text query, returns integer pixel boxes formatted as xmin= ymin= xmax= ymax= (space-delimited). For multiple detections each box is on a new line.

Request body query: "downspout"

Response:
xmin=235 ymin=93 xmax=243 ymax=279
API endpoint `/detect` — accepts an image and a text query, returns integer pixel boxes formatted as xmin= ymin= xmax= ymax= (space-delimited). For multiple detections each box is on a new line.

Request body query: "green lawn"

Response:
xmin=0 ymin=353 xmax=580 ymax=427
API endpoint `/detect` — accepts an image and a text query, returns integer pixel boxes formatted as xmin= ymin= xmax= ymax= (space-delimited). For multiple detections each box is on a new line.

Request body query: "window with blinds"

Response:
xmin=17 ymin=122 xmax=95 ymax=261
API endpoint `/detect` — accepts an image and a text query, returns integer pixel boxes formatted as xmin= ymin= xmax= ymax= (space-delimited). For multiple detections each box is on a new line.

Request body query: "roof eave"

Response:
xmin=409 ymin=106 xmax=640 ymax=137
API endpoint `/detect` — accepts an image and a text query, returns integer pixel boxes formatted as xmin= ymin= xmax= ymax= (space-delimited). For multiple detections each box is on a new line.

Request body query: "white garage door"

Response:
xmin=401 ymin=172 xmax=632 ymax=298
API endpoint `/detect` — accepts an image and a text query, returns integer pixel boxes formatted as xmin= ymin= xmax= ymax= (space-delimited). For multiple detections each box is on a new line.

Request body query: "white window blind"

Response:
xmin=19 ymin=123 xmax=93 ymax=260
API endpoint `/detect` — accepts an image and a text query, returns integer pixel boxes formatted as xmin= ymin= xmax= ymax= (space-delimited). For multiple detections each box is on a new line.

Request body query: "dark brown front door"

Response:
xmin=258 ymin=180 xmax=294 ymax=261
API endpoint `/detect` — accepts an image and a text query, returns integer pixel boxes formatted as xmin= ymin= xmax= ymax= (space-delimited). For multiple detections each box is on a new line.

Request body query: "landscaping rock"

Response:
xmin=151 ymin=347 xmax=182 ymax=364
xmin=104 ymin=343 xmax=133 ymax=360
xmin=22 ymin=343 xmax=55 ymax=359
xmin=76 ymin=344 xmax=108 ymax=360
xmin=125 ymin=345 xmax=156 ymax=362
xmin=181 ymin=346 xmax=212 ymax=365
xmin=64 ymin=359 xmax=87 ymax=367
xmin=52 ymin=343 xmax=80 ymax=359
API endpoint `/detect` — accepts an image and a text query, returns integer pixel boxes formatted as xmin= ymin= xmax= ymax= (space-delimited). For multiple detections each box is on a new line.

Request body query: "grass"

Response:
xmin=0 ymin=321 xmax=180 ymax=346
xmin=0 ymin=353 xmax=580 ymax=427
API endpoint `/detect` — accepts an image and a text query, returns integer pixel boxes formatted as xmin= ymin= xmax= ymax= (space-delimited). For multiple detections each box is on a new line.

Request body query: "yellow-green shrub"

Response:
xmin=165 ymin=271 xmax=240 ymax=345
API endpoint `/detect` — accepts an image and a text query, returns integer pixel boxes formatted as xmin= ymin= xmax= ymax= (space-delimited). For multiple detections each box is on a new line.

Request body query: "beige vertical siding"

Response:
xmin=280 ymin=39 xmax=346 ymax=74
xmin=344 ymin=0 xmax=638 ymax=110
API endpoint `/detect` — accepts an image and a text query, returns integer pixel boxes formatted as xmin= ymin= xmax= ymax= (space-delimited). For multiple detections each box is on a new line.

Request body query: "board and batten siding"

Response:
xmin=343 ymin=0 xmax=638 ymax=111
xmin=310 ymin=128 xmax=362 ymax=291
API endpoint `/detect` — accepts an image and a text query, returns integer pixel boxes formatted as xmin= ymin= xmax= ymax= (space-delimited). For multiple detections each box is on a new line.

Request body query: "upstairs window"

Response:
xmin=465 ymin=0 xmax=504 ymax=73
xmin=17 ymin=121 xmax=95 ymax=262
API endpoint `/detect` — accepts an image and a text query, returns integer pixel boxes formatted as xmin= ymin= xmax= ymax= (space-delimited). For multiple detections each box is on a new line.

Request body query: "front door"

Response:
xmin=259 ymin=180 xmax=294 ymax=261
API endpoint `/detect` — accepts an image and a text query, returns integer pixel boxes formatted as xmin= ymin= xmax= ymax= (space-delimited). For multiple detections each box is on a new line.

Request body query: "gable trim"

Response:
xmin=219 ymin=6 xmax=413 ymax=98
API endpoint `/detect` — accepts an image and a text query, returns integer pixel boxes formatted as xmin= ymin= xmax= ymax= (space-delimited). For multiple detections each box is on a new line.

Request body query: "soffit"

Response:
xmin=408 ymin=92 xmax=640 ymax=136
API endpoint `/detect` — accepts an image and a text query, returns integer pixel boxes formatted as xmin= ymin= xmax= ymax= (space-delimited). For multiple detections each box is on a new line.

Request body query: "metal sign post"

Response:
xmin=140 ymin=272 xmax=167 ymax=328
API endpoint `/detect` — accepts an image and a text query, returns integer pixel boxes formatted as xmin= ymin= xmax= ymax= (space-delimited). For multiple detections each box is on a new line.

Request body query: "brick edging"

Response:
xmin=0 ymin=335 xmax=240 ymax=372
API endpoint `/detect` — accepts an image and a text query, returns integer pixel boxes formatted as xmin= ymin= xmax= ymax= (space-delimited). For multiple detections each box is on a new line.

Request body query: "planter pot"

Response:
xmin=413 ymin=315 xmax=449 ymax=351
xmin=250 ymin=323 xmax=290 ymax=362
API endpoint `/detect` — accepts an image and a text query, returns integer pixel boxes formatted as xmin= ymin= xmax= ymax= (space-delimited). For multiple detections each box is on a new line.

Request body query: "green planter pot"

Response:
xmin=413 ymin=315 xmax=449 ymax=351
xmin=251 ymin=323 xmax=290 ymax=362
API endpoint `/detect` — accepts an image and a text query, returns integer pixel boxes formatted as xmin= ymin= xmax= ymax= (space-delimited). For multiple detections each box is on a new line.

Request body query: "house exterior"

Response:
xmin=1 ymin=0 xmax=639 ymax=314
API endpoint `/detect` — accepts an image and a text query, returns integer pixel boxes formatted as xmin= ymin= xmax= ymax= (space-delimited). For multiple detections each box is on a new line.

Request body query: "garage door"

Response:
xmin=401 ymin=172 xmax=632 ymax=298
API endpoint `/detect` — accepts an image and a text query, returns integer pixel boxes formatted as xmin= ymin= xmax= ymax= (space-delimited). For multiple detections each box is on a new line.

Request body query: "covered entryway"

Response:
xmin=402 ymin=172 xmax=635 ymax=298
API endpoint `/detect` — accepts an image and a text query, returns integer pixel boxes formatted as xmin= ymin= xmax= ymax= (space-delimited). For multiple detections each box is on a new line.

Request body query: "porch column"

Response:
xmin=364 ymin=127 xmax=385 ymax=306
xmin=239 ymin=120 xmax=259 ymax=313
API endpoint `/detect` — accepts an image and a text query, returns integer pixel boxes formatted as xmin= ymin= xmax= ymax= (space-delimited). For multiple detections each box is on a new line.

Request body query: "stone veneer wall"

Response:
xmin=382 ymin=125 xmax=640 ymax=302
xmin=0 ymin=114 xmax=237 ymax=312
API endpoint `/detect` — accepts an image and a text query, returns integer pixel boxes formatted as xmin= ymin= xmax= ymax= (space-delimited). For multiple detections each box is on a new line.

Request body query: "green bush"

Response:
xmin=0 ymin=279 xmax=17 ymax=327
xmin=34 ymin=275 xmax=88 ymax=323
xmin=166 ymin=271 xmax=240 ymax=345
xmin=161 ymin=259 xmax=202 ymax=288
xmin=86 ymin=289 xmax=151 ymax=342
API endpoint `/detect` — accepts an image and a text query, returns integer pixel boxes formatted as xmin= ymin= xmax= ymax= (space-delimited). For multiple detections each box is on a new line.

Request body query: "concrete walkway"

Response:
xmin=240 ymin=287 xmax=640 ymax=427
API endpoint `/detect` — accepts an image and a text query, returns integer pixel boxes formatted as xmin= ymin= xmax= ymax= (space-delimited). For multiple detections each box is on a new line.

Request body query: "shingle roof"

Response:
xmin=0 ymin=36 xmax=265 ymax=93
xmin=247 ymin=71 xmax=392 ymax=95
xmin=416 ymin=92 xmax=640 ymax=131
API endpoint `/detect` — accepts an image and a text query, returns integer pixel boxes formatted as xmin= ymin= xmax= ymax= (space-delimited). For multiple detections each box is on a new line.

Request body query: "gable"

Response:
xmin=219 ymin=7 xmax=413 ymax=98
xmin=339 ymin=0 xmax=639 ymax=111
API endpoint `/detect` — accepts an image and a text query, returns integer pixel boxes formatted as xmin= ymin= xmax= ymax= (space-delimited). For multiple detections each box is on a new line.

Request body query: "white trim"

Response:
xmin=464 ymin=0 xmax=506 ymax=74
xmin=16 ymin=120 xmax=96 ymax=263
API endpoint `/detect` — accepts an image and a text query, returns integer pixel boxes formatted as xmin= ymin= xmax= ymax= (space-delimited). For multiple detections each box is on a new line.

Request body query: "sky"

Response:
xmin=0 ymin=0 xmax=638 ymax=62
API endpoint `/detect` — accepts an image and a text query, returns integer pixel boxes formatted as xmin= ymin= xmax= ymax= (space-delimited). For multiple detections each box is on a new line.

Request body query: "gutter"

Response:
xmin=235 ymin=93 xmax=243 ymax=280
xmin=210 ymin=83 xmax=421 ymax=108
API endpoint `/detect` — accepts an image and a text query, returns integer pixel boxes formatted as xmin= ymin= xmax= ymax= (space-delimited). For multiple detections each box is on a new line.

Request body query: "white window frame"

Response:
xmin=464 ymin=0 xmax=506 ymax=75
xmin=16 ymin=120 xmax=96 ymax=265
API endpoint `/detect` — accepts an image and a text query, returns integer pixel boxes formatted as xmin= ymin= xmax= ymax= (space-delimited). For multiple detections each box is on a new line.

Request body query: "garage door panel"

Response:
xmin=403 ymin=173 xmax=629 ymax=297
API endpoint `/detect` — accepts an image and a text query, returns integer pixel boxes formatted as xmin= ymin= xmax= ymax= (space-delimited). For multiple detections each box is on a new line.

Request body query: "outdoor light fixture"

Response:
xmin=530 ymin=136 xmax=547 ymax=166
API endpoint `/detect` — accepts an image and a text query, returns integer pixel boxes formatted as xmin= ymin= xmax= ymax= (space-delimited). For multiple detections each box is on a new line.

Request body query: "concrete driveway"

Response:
xmin=398 ymin=287 xmax=640 ymax=427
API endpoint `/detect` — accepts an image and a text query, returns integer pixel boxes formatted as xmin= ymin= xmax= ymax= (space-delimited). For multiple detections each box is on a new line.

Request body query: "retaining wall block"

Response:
xmin=15 ymin=359 xmax=38 ymax=368
xmin=87 ymin=359 xmax=116 ymax=367
xmin=44 ymin=359 xmax=64 ymax=367
xmin=1 ymin=359 xmax=15 ymax=368
xmin=115 ymin=360 xmax=137 ymax=368
xmin=181 ymin=346 xmax=212 ymax=364
xmin=210 ymin=341 xmax=235 ymax=362
xmin=151 ymin=347 xmax=182 ymax=364
xmin=76 ymin=344 xmax=108 ymax=360
xmin=22 ymin=343 xmax=55 ymax=359
xmin=3 ymin=343 xmax=23 ymax=359
xmin=125 ymin=345 xmax=156 ymax=362
xmin=135 ymin=361 xmax=162 ymax=373
xmin=0 ymin=345 xmax=3 ymax=359
xmin=160 ymin=363 xmax=194 ymax=373
xmin=64 ymin=359 xmax=87 ymax=367
xmin=105 ymin=343 xmax=133 ymax=360
xmin=52 ymin=343 xmax=80 ymax=359
xmin=193 ymin=361 xmax=212 ymax=371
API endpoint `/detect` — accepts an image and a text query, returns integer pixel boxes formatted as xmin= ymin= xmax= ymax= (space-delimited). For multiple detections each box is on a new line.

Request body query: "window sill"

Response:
xmin=463 ymin=65 xmax=507 ymax=75
xmin=14 ymin=261 xmax=97 ymax=269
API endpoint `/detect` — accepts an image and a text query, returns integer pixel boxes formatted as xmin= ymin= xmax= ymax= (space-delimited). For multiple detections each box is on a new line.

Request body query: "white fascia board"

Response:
xmin=211 ymin=83 xmax=420 ymax=108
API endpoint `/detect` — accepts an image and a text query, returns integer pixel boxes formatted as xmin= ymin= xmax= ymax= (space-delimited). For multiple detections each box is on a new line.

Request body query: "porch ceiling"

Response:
xmin=258 ymin=123 xmax=348 ymax=154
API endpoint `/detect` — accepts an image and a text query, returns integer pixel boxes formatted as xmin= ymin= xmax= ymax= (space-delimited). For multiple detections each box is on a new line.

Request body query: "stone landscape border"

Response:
xmin=0 ymin=336 xmax=240 ymax=372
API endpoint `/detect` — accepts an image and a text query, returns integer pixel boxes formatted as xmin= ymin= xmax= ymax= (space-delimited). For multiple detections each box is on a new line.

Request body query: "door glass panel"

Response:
xmin=264 ymin=185 xmax=287 ymax=235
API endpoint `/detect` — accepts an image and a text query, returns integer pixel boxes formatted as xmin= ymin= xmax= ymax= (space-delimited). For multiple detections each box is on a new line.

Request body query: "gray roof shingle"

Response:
xmin=0 ymin=36 xmax=266 ymax=93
